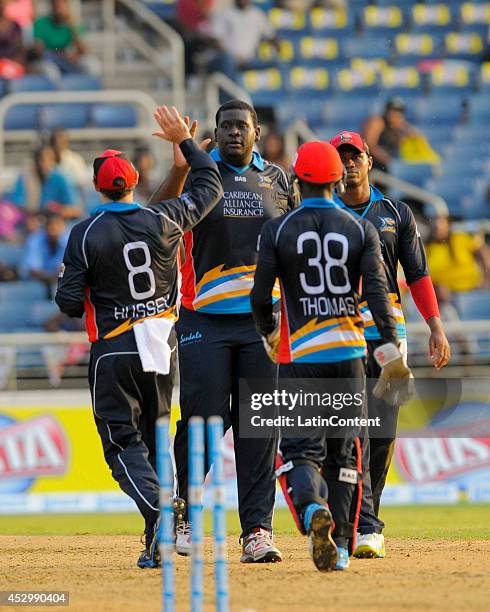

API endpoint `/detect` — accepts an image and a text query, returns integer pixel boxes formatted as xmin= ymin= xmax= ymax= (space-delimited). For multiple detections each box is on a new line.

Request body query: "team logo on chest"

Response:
xmin=257 ymin=174 xmax=273 ymax=189
xmin=378 ymin=216 xmax=396 ymax=233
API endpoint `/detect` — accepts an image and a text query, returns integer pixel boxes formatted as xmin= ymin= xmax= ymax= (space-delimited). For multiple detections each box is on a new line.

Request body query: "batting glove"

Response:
xmin=262 ymin=314 xmax=281 ymax=363
xmin=373 ymin=343 xmax=414 ymax=406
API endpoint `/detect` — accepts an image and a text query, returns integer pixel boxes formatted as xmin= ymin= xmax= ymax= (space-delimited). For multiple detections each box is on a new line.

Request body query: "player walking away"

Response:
xmin=150 ymin=99 xmax=293 ymax=562
xmin=55 ymin=106 xmax=223 ymax=569
xmin=330 ymin=131 xmax=450 ymax=559
xmin=251 ymin=141 xmax=412 ymax=572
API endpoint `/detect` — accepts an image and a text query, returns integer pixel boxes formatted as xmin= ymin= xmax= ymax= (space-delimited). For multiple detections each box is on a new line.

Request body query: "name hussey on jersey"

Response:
xmin=114 ymin=295 xmax=170 ymax=320
xmin=300 ymin=296 xmax=356 ymax=317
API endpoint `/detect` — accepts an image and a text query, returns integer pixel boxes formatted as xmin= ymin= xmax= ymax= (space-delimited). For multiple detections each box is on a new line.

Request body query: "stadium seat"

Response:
xmin=423 ymin=124 xmax=456 ymax=148
xmin=309 ymin=7 xmax=354 ymax=34
xmin=246 ymin=40 xmax=295 ymax=69
xmin=460 ymin=2 xmax=490 ymax=34
xmin=4 ymin=104 xmax=39 ymax=130
xmin=268 ymin=8 xmax=306 ymax=40
xmin=275 ymin=98 xmax=327 ymax=130
xmin=30 ymin=300 xmax=59 ymax=327
xmin=145 ymin=0 xmax=176 ymax=19
xmin=91 ymin=103 xmax=137 ymax=128
xmin=287 ymin=66 xmax=330 ymax=98
xmin=394 ymin=33 xmax=441 ymax=60
xmin=333 ymin=67 xmax=378 ymax=94
xmin=0 ymin=303 xmax=32 ymax=331
xmin=390 ymin=161 xmax=436 ymax=185
xmin=9 ymin=75 xmax=56 ymax=93
xmin=0 ymin=243 xmax=24 ymax=266
xmin=455 ymin=291 xmax=490 ymax=320
xmin=361 ymin=5 xmax=406 ymax=34
xmin=427 ymin=62 xmax=473 ymax=93
xmin=324 ymin=95 xmax=379 ymax=132
xmin=40 ymin=103 xmax=91 ymax=130
xmin=444 ymin=32 xmax=484 ymax=60
xmin=297 ymin=37 xmax=339 ymax=67
xmin=479 ymin=62 xmax=490 ymax=90
xmin=469 ymin=93 xmax=490 ymax=124
xmin=59 ymin=75 xmax=102 ymax=91
xmin=380 ymin=66 xmax=422 ymax=97
xmin=344 ymin=36 xmax=394 ymax=60
xmin=411 ymin=3 xmax=454 ymax=32
xmin=241 ymin=68 xmax=284 ymax=107
xmin=0 ymin=281 xmax=47 ymax=303
xmin=417 ymin=93 xmax=467 ymax=125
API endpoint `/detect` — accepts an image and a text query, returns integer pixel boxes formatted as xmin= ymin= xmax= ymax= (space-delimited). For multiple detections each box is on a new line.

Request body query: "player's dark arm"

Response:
xmin=149 ymin=139 xmax=223 ymax=233
xmin=55 ymin=226 xmax=87 ymax=318
xmin=250 ymin=222 xmax=279 ymax=336
xmin=397 ymin=203 xmax=449 ymax=367
xmin=361 ymin=221 xmax=398 ymax=344
xmin=147 ymin=164 xmax=189 ymax=203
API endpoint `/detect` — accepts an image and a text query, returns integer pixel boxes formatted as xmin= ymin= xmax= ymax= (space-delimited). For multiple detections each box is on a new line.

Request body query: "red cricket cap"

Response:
xmin=330 ymin=131 xmax=369 ymax=154
xmin=93 ymin=149 xmax=139 ymax=191
xmin=292 ymin=141 xmax=344 ymax=184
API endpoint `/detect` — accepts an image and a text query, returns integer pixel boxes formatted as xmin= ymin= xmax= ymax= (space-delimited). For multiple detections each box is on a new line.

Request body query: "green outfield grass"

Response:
xmin=1 ymin=505 xmax=489 ymax=540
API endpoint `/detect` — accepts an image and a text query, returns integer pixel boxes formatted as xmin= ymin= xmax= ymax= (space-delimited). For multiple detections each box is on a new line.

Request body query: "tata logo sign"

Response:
xmin=0 ymin=414 xmax=68 ymax=487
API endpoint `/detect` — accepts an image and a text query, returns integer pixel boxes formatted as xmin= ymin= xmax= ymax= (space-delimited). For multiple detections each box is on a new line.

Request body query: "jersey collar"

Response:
xmin=91 ymin=202 xmax=142 ymax=215
xmin=210 ymin=147 xmax=265 ymax=174
xmin=333 ymin=185 xmax=385 ymax=218
xmin=301 ymin=197 xmax=340 ymax=209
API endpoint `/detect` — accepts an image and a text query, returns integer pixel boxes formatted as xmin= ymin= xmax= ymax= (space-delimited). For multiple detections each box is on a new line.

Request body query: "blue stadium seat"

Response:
xmin=0 ymin=303 xmax=32 ymax=331
xmin=268 ymin=8 xmax=306 ymax=40
xmin=275 ymin=98 xmax=327 ymax=130
xmin=241 ymin=68 xmax=284 ymax=107
xmin=59 ymin=75 xmax=101 ymax=90
xmin=309 ymin=7 xmax=355 ymax=34
xmin=40 ymin=103 xmax=90 ymax=129
xmin=417 ymin=93 xmax=467 ymax=125
xmin=344 ymin=36 xmax=394 ymax=60
xmin=246 ymin=40 xmax=295 ymax=70
xmin=361 ymin=5 xmax=406 ymax=34
xmin=469 ymin=93 xmax=490 ymax=124
xmin=455 ymin=291 xmax=490 ymax=320
xmin=0 ymin=243 xmax=24 ymax=266
xmin=379 ymin=66 xmax=422 ymax=98
xmin=324 ymin=95 xmax=379 ymax=131
xmin=410 ymin=3 xmax=455 ymax=32
xmin=444 ymin=32 xmax=484 ymax=60
xmin=4 ymin=104 xmax=39 ymax=130
xmin=427 ymin=62 xmax=474 ymax=94
xmin=394 ymin=33 xmax=441 ymax=60
xmin=30 ymin=300 xmax=59 ymax=326
xmin=390 ymin=161 xmax=436 ymax=185
xmin=0 ymin=281 xmax=47 ymax=303
xmin=478 ymin=62 xmax=490 ymax=90
xmin=287 ymin=66 xmax=330 ymax=99
xmin=460 ymin=2 xmax=490 ymax=36
xmin=91 ymin=104 xmax=137 ymax=127
xmin=9 ymin=75 xmax=56 ymax=93
xmin=333 ymin=66 xmax=378 ymax=94
xmin=297 ymin=37 xmax=339 ymax=67
xmin=145 ymin=0 xmax=176 ymax=19
xmin=423 ymin=124 xmax=456 ymax=147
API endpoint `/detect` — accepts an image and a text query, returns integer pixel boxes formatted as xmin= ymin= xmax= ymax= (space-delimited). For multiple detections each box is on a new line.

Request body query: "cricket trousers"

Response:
xmin=88 ymin=329 xmax=177 ymax=528
xmin=358 ymin=339 xmax=405 ymax=533
xmin=279 ymin=359 xmax=364 ymax=549
xmin=174 ymin=307 xmax=278 ymax=538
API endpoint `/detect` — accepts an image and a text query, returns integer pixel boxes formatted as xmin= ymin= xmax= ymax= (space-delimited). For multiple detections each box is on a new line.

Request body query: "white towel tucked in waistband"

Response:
xmin=133 ymin=318 xmax=174 ymax=375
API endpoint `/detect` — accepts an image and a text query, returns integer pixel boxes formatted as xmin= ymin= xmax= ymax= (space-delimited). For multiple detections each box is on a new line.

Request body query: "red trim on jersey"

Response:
xmin=409 ymin=275 xmax=440 ymax=321
xmin=180 ymin=231 xmax=197 ymax=311
xmin=84 ymin=286 xmax=98 ymax=342
xmin=277 ymin=280 xmax=292 ymax=363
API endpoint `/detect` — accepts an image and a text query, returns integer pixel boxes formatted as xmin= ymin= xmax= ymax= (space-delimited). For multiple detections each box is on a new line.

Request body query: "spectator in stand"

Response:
xmin=260 ymin=128 xmax=289 ymax=171
xmin=11 ymin=144 xmax=82 ymax=219
xmin=32 ymin=0 xmax=97 ymax=79
xmin=212 ymin=0 xmax=278 ymax=70
xmin=133 ymin=147 xmax=155 ymax=202
xmin=362 ymin=97 xmax=422 ymax=172
xmin=426 ymin=215 xmax=490 ymax=293
xmin=176 ymin=0 xmax=236 ymax=80
xmin=20 ymin=211 xmax=68 ymax=296
xmin=0 ymin=0 xmax=26 ymax=78
xmin=50 ymin=128 xmax=89 ymax=189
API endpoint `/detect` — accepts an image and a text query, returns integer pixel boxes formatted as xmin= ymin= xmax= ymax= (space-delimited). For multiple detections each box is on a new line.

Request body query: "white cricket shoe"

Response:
xmin=240 ymin=528 xmax=282 ymax=563
xmin=353 ymin=532 xmax=386 ymax=558
xmin=175 ymin=520 xmax=192 ymax=556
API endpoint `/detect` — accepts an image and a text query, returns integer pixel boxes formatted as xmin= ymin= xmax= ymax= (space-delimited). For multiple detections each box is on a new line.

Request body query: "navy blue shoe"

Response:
xmin=137 ymin=515 xmax=161 ymax=569
xmin=307 ymin=507 xmax=338 ymax=572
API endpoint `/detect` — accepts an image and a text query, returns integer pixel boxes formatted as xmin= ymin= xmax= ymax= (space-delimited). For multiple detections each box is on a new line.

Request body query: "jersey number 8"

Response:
xmin=123 ymin=241 xmax=156 ymax=300
xmin=297 ymin=231 xmax=351 ymax=295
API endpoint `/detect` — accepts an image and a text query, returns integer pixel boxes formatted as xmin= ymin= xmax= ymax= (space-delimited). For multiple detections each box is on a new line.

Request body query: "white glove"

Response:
xmin=373 ymin=342 xmax=414 ymax=405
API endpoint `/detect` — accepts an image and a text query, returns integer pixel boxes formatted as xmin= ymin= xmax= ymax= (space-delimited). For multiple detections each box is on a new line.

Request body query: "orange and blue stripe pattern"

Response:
xmin=282 ymin=316 xmax=367 ymax=363
xmin=359 ymin=292 xmax=406 ymax=339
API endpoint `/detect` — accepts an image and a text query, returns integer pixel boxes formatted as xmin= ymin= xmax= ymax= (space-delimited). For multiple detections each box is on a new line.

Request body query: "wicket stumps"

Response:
xmin=156 ymin=416 xmax=229 ymax=611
